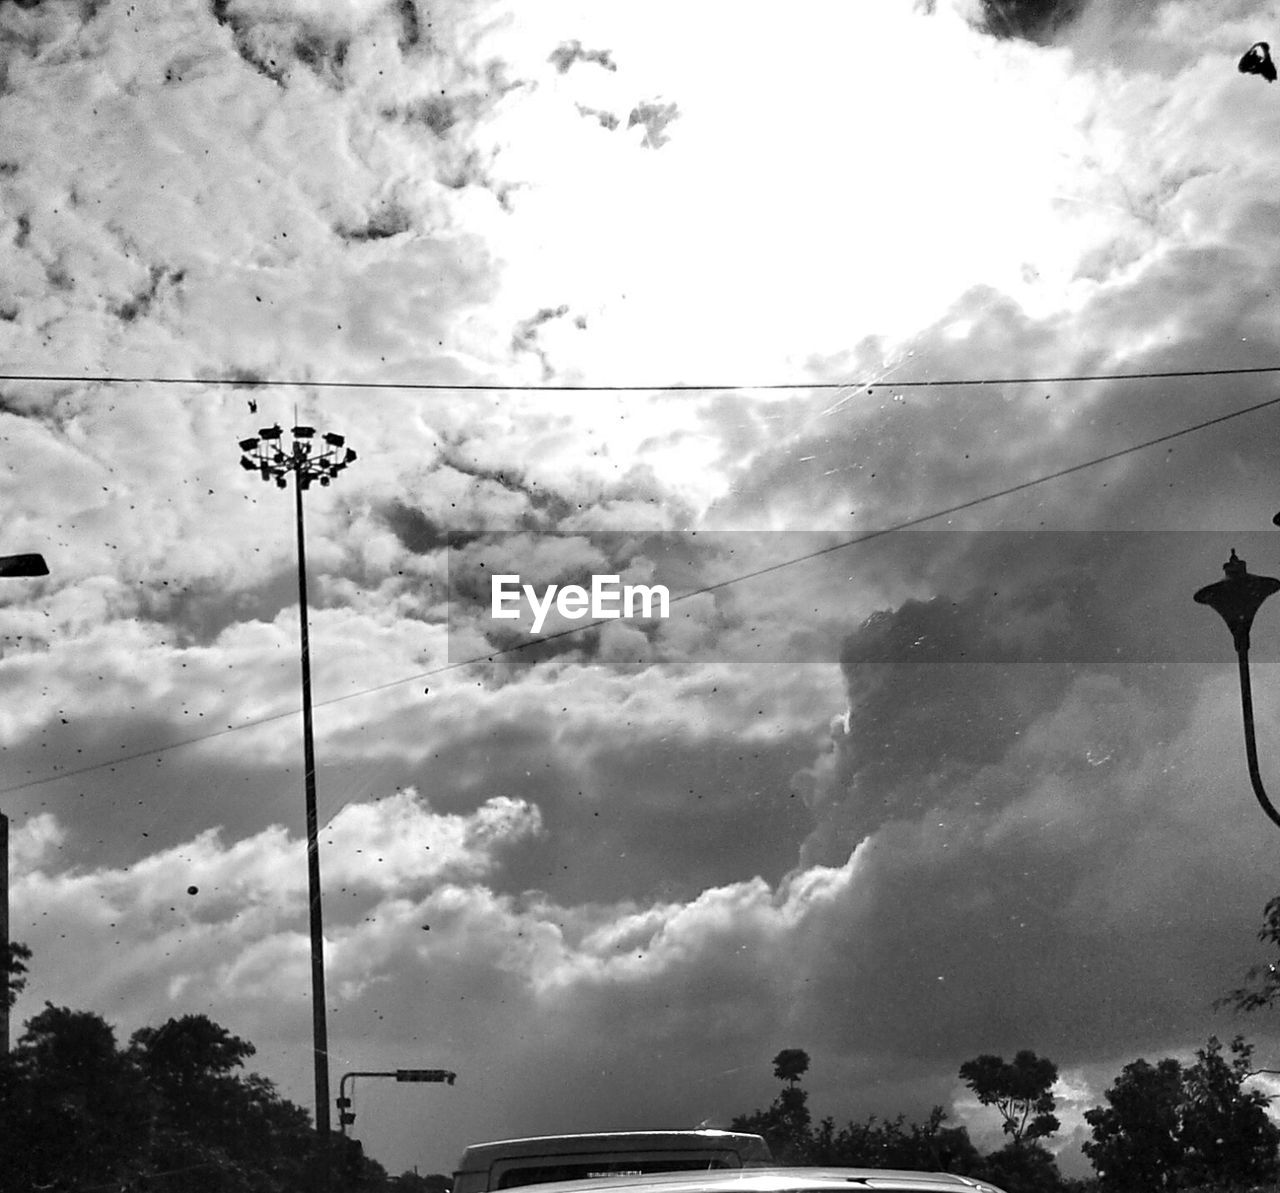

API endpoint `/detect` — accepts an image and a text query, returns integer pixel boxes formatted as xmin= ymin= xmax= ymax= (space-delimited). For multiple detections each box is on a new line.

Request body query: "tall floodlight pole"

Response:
xmin=237 ymin=425 xmax=356 ymax=1141
xmin=0 ymin=550 xmax=49 ymax=1054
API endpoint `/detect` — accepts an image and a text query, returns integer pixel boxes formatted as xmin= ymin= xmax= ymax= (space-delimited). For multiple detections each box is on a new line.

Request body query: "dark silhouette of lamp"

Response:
xmin=1195 ymin=547 xmax=1280 ymax=828
xmin=0 ymin=554 xmax=47 ymax=578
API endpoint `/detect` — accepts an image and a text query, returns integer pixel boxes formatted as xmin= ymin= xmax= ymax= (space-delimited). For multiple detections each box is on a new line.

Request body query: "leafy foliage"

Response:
xmin=735 ymin=1050 xmax=990 ymax=1178
xmin=979 ymin=1141 xmax=1067 ymax=1193
xmin=0 ymin=999 xmax=407 ymax=1190
xmin=732 ymin=1066 xmax=813 ymax=1163
xmin=958 ymin=1051 xmax=1060 ymax=1145
xmin=1083 ymin=1036 xmax=1279 ymax=1192
xmin=3 ymin=939 xmax=31 ymax=1009
xmin=127 ymin=1014 xmax=318 ymax=1191
xmin=0 ymin=945 xmax=449 ymax=1190
xmin=1083 ymin=1057 xmax=1184 ymax=1190
xmin=0 ymin=1003 xmax=154 ymax=1189
xmin=815 ymin=1105 xmax=983 ymax=1174
xmin=1220 ymin=895 xmax=1280 ymax=1013
xmin=1180 ymin=1037 xmax=1279 ymax=1189
xmin=772 ymin=1048 xmax=810 ymax=1086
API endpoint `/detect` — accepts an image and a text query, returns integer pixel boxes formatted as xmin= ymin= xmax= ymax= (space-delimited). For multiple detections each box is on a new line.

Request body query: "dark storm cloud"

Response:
xmin=791 ymin=774 xmax=1265 ymax=1064
xmin=382 ymin=501 xmax=458 ymax=556
xmin=972 ymin=0 xmax=1084 ymax=42
xmin=493 ymin=732 xmax=817 ymax=905
xmin=447 ymin=526 xmax=1280 ymax=669
xmin=794 ymin=524 xmax=1280 ymax=865
xmin=334 ymin=202 xmax=414 ymax=244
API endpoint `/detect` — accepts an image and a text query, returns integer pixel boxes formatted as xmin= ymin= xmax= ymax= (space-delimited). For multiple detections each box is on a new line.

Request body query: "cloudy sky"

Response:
xmin=5 ymin=0 xmax=1280 ymax=1179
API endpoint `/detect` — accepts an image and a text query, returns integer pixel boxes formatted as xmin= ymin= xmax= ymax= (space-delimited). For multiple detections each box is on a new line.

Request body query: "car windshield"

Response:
xmin=5 ymin=6 xmax=1280 ymax=1193
xmin=498 ymin=1161 xmax=736 ymax=1188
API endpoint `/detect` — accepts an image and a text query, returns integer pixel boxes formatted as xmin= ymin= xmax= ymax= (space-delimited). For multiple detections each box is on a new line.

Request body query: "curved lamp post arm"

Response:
xmin=1194 ymin=549 xmax=1280 ymax=829
xmin=1233 ymin=638 xmax=1280 ymax=829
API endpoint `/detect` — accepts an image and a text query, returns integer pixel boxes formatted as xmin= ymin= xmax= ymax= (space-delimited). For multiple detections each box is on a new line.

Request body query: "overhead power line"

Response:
xmin=4 ymin=362 xmax=1280 ymax=392
xmin=3 ymin=390 xmax=1277 ymax=799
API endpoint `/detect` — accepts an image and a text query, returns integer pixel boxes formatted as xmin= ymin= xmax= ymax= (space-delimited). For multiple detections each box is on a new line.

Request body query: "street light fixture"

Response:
xmin=1194 ymin=540 xmax=1280 ymax=829
xmin=0 ymin=550 xmax=47 ymax=1056
xmin=237 ymin=424 xmax=356 ymax=1140
xmin=337 ymin=1069 xmax=457 ymax=1135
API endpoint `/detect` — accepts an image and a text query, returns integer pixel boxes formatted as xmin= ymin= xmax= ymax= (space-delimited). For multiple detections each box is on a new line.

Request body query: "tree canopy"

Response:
xmin=3 ymin=939 xmax=31 ymax=1009
xmin=0 ymin=994 xmax=408 ymax=1190
xmin=733 ymin=1051 xmax=815 ymax=1163
xmin=1084 ymin=1036 xmax=1280 ymax=1192
xmin=1221 ymin=895 xmax=1280 ymax=1013
xmin=0 ymin=944 xmax=454 ymax=1190
xmin=958 ymin=1051 xmax=1060 ymax=1146
xmin=772 ymin=1049 xmax=810 ymax=1086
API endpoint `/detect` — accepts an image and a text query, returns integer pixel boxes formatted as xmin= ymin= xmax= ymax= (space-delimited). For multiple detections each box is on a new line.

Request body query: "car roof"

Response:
xmin=507 ymin=1168 xmax=1006 ymax=1193
xmin=459 ymin=1132 xmax=769 ymax=1163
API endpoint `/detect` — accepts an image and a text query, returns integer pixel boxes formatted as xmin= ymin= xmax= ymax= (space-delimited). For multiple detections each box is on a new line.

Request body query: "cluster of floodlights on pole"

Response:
xmin=1194 ymin=513 xmax=1280 ymax=830
xmin=236 ymin=423 xmax=356 ymax=1143
xmin=238 ymin=424 xmax=357 ymax=490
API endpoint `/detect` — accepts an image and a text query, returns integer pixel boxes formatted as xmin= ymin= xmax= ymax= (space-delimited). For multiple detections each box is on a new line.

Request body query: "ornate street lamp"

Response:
xmin=1194 ymin=540 xmax=1280 ymax=828
xmin=238 ymin=424 xmax=356 ymax=1139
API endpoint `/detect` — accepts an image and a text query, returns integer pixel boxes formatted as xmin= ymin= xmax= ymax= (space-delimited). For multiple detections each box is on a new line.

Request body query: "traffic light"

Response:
xmin=396 ymin=1069 xmax=457 ymax=1084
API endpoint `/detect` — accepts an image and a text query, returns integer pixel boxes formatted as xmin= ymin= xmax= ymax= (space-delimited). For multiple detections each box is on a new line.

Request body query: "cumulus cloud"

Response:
xmin=10 ymin=790 xmax=539 ymax=1010
xmin=549 ymin=39 xmax=617 ymax=74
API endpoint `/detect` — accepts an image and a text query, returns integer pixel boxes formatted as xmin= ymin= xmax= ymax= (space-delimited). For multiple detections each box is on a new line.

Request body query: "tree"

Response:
xmin=978 ymin=1141 xmax=1064 ymax=1193
xmin=822 ymin=1106 xmax=982 ymax=1174
xmin=958 ymin=1051 xmax=1060 ymax=1146
xmin=0 ymin=994 xmax=413 ymax=1191
xmin=1 ymin=1003 xmax=151 ymax=1189
xmin=1220 ymin=894 xmax=1280 ymax=1012
xmin=1084 ymin=1057 xmax=1184 ymax=1191
xmin=3 ymin=940 xmax=31 ymax=1009
xmin=1083 ymin=1038 xmax=1280 ymax=1192
xmin=772 ymin=1048 xmax=810 ymax=1086
xmin=1179 ymin=1035 xmax=1279 ymax=1188
xmin=732 ymin=1049 xmax=815 ymax=1163
xmin=128 ymin=1013 xmax=323 ymax=1191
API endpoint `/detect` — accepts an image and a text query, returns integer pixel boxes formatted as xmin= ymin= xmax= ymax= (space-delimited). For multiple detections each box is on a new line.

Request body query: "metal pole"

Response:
xmin=1235 ymin=643 xmax=1280 ymax=829
xmin=295 ymin=473 xmax=331 ymax=1141
xmin=1 ymin=811 xmax=8 ymax=1054
xmin=337 ymin=1069 xmax=457 ymax=1135
xmin=0 ymin=552 xmax=47 ymax=1056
